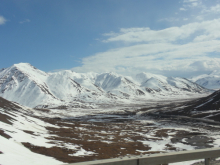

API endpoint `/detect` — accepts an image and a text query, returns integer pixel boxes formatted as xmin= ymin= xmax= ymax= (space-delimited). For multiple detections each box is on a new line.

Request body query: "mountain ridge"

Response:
xmin=190 ymin=70 xmax=220 ymax=90
xmin=0 ymin=63 xmax=211 ymax=108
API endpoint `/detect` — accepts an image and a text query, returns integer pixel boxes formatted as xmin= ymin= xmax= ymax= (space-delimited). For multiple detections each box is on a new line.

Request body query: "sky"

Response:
xmin=0 ymin=0 xmax=220 ymax=77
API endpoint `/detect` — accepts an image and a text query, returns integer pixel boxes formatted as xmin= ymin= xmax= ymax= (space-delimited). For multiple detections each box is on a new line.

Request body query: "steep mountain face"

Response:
xmin=0 ymin=63 xmax=211 ymax=108
xmin=47 ymin=70 xmax=95 ymax=101
xmin=191 ymin=70 xmax=220 ymax=90
xmin=95 ymin=72 xmax=148 ymax=98
xmin=46 ymin=70 xmax=119 ymax=104
xmin=0 ymin=63 xmax=60 ymax=108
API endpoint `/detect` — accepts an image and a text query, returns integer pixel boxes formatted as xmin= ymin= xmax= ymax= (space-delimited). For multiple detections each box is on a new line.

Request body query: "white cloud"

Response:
xmin=103 ymin=25 xmax=195 ymax=43
xmin=19 ymin=19 xmax=30 ymax=24
xmin=182 ymin=0 xmax=203 ymax=8
xmin=0 ymin=15 xmax=7 ymax=25
xmin=210 ymin=4 xmax=220 ymax=13
xmin=72 ymin=40 xmax=220 ymax=77
xmin=191 ymin=2 xmax=199 ymax=7
xmin=189 ymin=60 xmax=220 ymax=71
xmin=158 ymin=17 xmax=180 ymax=22
xmin=193 ymin=19 xmax=220 ymax=41
xmin=72 ymin=18 xmax=220 ymax=77
xmin=183 ymin=0 xmax=198 ymax=3
xmin=195 ymin=15 xmax=204 ymax=20
xmin=72 ymin=1 xmax=220 ymax=77
xmin=180 ymin=8 xmax=187 ymax=11
xmin=202 ymin=4 xmax=220 ymax=14
xmin=103 ymin=19 xmax=220 ymax=44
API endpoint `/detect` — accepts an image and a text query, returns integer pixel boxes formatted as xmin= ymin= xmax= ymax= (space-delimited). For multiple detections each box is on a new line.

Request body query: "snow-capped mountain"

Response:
xmin=0 ymin=63 xmax=211 ymax=108
xmin=0 ymin=63 xmax=119 ymax=108
xmin=95 ymin=72 xmax=149 ymax=98
xmin=0 ymin=63 xmax=59 ymax=108
xmin=135 ymin=73 xmax=207 ymax=94
xmin=190 ymin=70 xmax=220 ymax=90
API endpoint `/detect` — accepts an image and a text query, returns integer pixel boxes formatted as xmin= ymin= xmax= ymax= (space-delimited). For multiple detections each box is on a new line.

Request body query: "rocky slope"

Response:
xmin=183 ymin=90 xmax=220 ymax=121
xmin=153 ymin=89 xmax=220 ymax=122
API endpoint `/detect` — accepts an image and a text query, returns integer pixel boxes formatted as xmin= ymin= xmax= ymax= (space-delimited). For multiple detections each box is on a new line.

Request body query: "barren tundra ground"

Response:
xmin=1 ymin=96 xmax=220 ymax=165
xmin=31 ymin=116 xmax=219 ymax=163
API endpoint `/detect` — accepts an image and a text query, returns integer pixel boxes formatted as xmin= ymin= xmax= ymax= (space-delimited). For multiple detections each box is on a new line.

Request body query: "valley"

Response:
xmin=1 ymin=94 xmax=220 ymax=165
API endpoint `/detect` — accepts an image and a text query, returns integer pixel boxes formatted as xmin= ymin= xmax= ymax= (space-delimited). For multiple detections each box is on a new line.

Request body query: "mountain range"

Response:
xmin=0 ymin=63 xmax=211 ymax=108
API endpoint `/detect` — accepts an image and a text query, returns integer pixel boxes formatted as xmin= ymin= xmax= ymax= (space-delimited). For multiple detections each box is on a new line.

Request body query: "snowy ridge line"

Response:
xmin=190 ymin=70 xmax=220 ymax=90
xmin=65 ymin=147 xmax=220 ymax=165
xmin=0 ymin=63 xmax=211 ymax=108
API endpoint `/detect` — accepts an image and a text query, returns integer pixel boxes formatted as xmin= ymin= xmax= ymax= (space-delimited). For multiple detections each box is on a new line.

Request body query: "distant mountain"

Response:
xmin=190 ymin=70 xmax=220 ymax=90
xmin=0 ymin=63 xmax=211 ymax=108
xmin=135 ymin=72 xmax=207 ymax=94
xmin=95 ymin=72 xmax=149 ymax=98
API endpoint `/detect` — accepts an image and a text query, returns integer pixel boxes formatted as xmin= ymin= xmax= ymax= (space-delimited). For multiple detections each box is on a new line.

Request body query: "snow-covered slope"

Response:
xmin=46 ymin=70 xmax=120 ymax=105
xmin=191 ymin=70 xmax=220 ymax=90
xmin=0 ymin=63 xmax=61 ymax=107
xmin=0 ymin=64 xmax=120 ymax=108
xmin=0 ymin=97 xmax=63 ymax=165
xmin=0 ymin=63 xmax=211 ymax=108
xmin=135 ymin=72 xmax=208 ymax=95
xmin=95 ymin=72 xmax=149 ymax=98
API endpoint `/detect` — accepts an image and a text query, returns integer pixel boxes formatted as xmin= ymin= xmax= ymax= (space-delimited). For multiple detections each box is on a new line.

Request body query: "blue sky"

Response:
xmin=1 ymin=0 xmax=220 ymax=77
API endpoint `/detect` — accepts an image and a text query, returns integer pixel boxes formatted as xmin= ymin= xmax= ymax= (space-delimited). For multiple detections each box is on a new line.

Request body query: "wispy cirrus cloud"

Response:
xmin=183 ymin=0 xmax=203 ymax=8
xmin=0 ymin=15 xmax=7 ymax=25
xmin=180 ymin=0 xmax=220 ymax=21
xmin=180 ymin=8 xmax=187 ymax=11
xmin=19 ymin=19 xmax=30 ymax=24
xmin=103 ymin=19 xmax=220 ymax=44
xmin=202 ymin=4 xmax=220 ymax=14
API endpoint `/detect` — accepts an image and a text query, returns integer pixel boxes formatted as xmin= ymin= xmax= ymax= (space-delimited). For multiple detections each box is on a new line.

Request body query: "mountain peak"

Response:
xmin=106 ymin=72 xmax=119 ymax=76
xmin=135 ymin=72 xmax=166 ymax=84
xmin=11 ymin=63 xmax=48 ymax=77
xmin=13 ymin=63 xmax=33 ymax=69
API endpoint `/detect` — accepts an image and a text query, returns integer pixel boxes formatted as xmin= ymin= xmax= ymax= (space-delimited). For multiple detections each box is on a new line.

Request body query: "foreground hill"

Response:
xmin=0 ymin=63 xmax=211 ymax=108
xmin=152 ymin=90 xmax=220 ymax=122
xmin=183 ymin=90 xmax=220 ymax=121
xmin=0 ymin=97 xmax=62 ymax=165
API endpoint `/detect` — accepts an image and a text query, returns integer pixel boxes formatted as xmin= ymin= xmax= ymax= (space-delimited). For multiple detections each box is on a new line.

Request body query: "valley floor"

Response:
xmin=1 ymin=96 xmax=220 ymax=165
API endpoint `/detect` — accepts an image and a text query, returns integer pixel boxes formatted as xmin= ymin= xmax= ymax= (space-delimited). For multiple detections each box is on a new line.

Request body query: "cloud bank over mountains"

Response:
xmin=72 ymin=0 xmax=220 ymax=78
